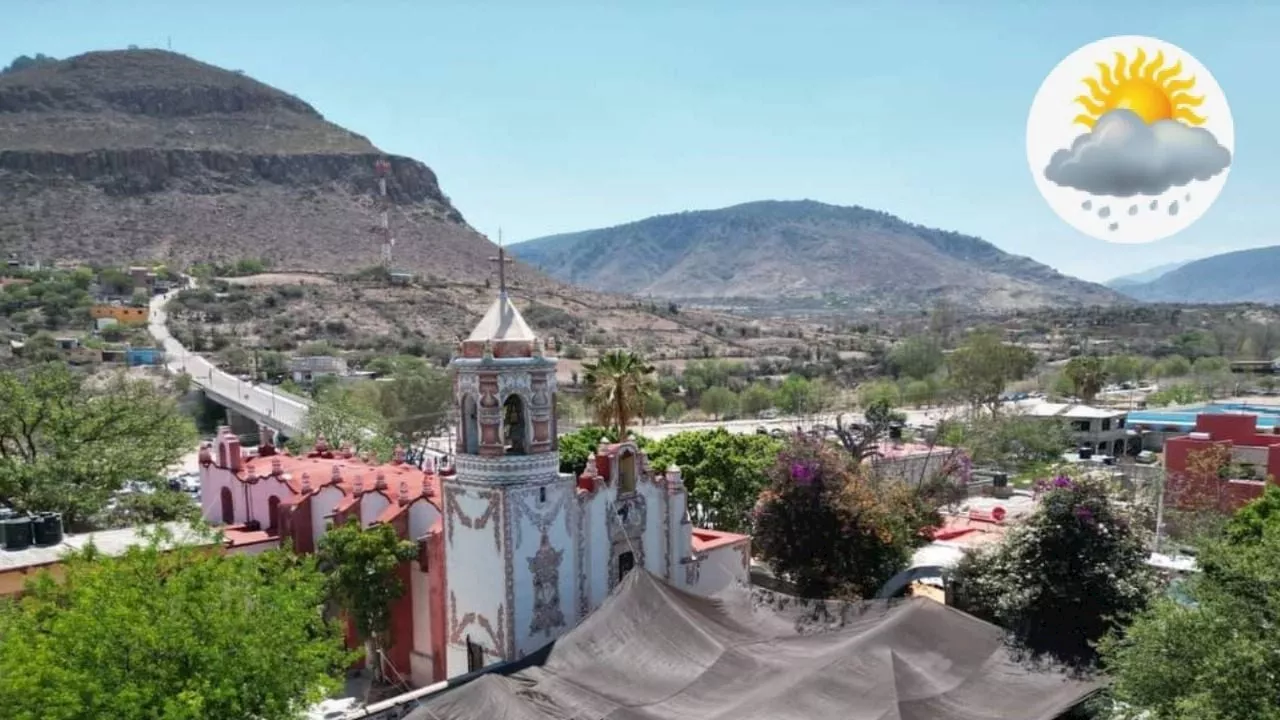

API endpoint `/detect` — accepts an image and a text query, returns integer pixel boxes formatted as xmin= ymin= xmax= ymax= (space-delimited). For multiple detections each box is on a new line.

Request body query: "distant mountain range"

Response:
xmin=1116 ymin=246 xmax=1280 ymax=303
xmin=511 ymin=200 xmax=1125 ymax=312
xmin=1105 ymin=261 xmax=1192 ymax=289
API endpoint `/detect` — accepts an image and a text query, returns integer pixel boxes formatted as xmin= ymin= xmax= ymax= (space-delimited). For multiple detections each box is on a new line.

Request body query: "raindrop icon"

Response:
xmin=1168 ymin=201 xmax=1181 ymax=216
xmin=1128 ymin=205 xmax=1138 ymax=216
xmin=1082 ymin=200 xmax=1093 ymax=211
xmin=1108 ymin=222 xmax=1119 ymax=231
xmin=1149 ymin=200 xmax=1159 ymax=211
xmin=1098 ymin=206 xmax=1111 ymax=219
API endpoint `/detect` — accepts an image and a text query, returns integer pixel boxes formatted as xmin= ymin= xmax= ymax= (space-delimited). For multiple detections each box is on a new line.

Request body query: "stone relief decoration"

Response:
xmin=456 ymin=372 xmax=480 ymax=402
xmin=509 ymin=484 xmax=571 ymax=549
xmin=497 ymin=371 xmax=532 ymax=403
xmin=443 ymin=485 xmax=503 ymax=551
xmin=607 ymin=493 xmax=648 ymax=592
xmin=576 ymin=494 xmax=591 ymax=622
xmin=448 ymin=591 xmax=507 ymax=656
xmin=453 ymin=453 xmax=561 ymax=486
xmin=527 ymin=532 xmax=566 ymax=637
xmin=683 ymin=556 xmax=703 ymax=586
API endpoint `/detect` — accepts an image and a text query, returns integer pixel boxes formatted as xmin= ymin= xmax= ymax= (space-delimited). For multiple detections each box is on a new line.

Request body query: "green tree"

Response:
xmin=582 ymin=350 xmax=655 ymax=438
xmin=301 ymin=383 xmax=394 ymax=461
xmin=557 ymin=426 xmax=616 ymax=475
xmin=317 ymin=519 xmax=418 ymax=682
xmin=1101 ymin=487 xmax=1280 ymax=719
xmin=941 ymin=413 xmax=1071 ymax=472
xmin=774 ymin=374 xmax=820 ymax=415
xmin=885 ymin=336 xmax=943 ymax=380
xmin=951 ymin=474 xmax=1156 ymax=668
xmin=94 ymin=489 xmax=199 ymax=529
xmin=739 ymin=382 xmax=776 ymax=417
xmin=902 ymin=379 xmax=934 ymax=407
xmin=946 ymin=329 xmax=1037 ymax=414
xmin=647 ymin=428 xmax=781 ymax=533
xmin=857 ymin=380 xmax=900 ymax=408
xmin=642 ymin=391 xmax=667 ymax=423
xmin=699 ymin=385 xmax=738 ymax=420
xmin=752 ymin=435 xmax=942 ymax=599
xmin=1153 ymin=354 xmax=1191 ymax=378
xmin=1145 ymin=383 xmax=1201 ymax=407
xmin=373 ymin=357 xmax=453 ymax=444
xmin=1063 ymin=355 xmax=1108 ymax=404
xmin=0 ymin=528 xmax=349 ymax=719
xmin=662 ymin=400 xmax=685 ymax=423
xmin=1103 ymin=354 xmax=1144 ymax=384
xmin=0 ymin=363 xmax=197 ymax=529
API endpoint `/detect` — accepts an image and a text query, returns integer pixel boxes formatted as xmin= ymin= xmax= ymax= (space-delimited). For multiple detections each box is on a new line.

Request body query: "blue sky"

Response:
xmin=3 ymin=1 xmax=1277 ymax=282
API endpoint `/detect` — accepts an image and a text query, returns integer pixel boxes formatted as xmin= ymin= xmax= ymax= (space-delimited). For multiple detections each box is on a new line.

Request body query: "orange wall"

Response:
xmin=90 ymin=305 xmax=149 ymax=322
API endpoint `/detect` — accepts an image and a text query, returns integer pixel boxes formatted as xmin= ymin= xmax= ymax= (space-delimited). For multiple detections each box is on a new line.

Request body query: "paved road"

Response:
xmin=149 ymin=288 xmax=310 ymax=435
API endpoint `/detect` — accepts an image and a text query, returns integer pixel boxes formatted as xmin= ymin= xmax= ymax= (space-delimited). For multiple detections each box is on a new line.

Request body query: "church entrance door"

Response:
xmin=618 ymin=551 xmax=636 ymax=581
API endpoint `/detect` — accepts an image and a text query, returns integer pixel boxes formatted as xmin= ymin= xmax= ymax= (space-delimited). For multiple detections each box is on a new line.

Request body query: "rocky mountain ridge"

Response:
xmin=513 ymin=200 xmax=1126 ymax=312
xmin=0 ymin=49 xmax=554 ymax=287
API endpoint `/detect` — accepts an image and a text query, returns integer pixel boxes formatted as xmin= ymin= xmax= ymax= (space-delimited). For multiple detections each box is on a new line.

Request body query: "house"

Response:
xmin=288 ymin=355 xmax=349 ymax=384
xmin=1022 ymin=402 xmax=1134 ymax=456
xmin=199 ymin=287 xmax=749 ymax=688
xmin=864 ymin=439 xmax=968 ymax=486
xmin=1164 ymin=412 xmax=1280 ymax=512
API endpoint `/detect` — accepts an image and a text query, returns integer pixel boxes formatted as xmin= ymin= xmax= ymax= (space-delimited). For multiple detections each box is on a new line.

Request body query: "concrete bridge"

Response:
xmin=149 ymin=290 xmax=311 ymax=440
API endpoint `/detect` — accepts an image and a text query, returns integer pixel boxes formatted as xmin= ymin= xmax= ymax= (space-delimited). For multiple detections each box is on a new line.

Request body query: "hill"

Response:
xmin=0 ymin=49 xmax=556 ymax=287
xmin=511 ymin=200 xmax=1125 ymax=312
xmin=1119 ymin=246 xmax=1280 ymax=303
xmin=1105 ymin=260 xmax=1191 ymax=290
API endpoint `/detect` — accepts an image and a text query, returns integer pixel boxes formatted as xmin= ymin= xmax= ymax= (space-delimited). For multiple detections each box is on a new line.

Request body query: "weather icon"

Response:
xmin=1027 ymin=36 xmax=1234 ymax=244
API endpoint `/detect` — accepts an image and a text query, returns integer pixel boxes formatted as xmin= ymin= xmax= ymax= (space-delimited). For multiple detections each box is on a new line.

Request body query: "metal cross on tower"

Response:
xmin=488 ymin=229 xmax=514 ymax=296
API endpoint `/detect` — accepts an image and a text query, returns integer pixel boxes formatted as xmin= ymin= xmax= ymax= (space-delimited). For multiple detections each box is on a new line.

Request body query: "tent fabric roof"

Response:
xmin=407 ymin=570 xmax=1101 ymax=720
xmin=466 ymin=293 xmax=537 ymax=343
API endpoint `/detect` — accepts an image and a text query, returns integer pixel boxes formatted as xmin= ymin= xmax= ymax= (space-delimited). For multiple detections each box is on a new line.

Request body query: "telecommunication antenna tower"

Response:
xmin=374 ymin=159 xmax=395 ymax=268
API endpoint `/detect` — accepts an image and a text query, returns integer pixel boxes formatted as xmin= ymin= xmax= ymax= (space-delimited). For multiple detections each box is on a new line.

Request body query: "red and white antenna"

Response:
xmin=374 ymin=159 xmax=394 ymax=268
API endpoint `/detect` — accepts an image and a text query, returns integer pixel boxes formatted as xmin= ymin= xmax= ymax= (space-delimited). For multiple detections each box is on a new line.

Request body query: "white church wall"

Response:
xmin=409 ymin=565 xmax=434 ymax=687
xmin=507 ymin=478 xmax=576 ymax=658
xmin=636 ymin=480 xmax=665 ymax=578
xmin=360 ymin=491 xmax=391 ymax=528
xmin=310 ymin=485 xmax=344 ymax=546
xmin=243 ymin=475 xmax=290 ymax=530
xmin=407 ymin=500 xmax=440 ymax=541
xmin=691 ymin=541 xmax=751 ymax=595
xmin=199 ymin=465 xmax=231 ymax=523
xmin=582 ymin=489 xmax=611 ymax=614
xmin=442 ymin=481 xmax=509 ymax=678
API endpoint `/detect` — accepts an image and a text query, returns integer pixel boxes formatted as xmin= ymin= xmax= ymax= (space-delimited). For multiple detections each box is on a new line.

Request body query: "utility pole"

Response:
xmin=374 ymin=159 xmax=395 ymax=270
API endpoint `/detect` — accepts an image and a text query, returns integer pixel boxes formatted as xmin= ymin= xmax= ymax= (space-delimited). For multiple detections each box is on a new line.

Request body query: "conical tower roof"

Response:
xmin=466 ymin=292 xmax=536 ymax=343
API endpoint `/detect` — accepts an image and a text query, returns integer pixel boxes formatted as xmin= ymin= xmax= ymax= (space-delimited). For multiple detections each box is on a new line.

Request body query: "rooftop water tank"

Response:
xmin=1 ymin=516 xmax=33 ymax=551
xmin=31 ymin=512 xmax=63 ymax=547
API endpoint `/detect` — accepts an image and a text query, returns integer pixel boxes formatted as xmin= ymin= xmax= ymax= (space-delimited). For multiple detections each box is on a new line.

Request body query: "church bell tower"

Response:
xmin=442 ymin=244 xmax=570 ymax=677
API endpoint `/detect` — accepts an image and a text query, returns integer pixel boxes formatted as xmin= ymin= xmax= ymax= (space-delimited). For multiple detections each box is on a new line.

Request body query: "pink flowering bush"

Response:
xmin=950 ymin=473 xmax=1157 ymax=668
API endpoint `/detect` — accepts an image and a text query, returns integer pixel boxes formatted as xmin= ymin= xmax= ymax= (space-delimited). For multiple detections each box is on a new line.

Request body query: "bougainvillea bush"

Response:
xmin=950 ymin=473 xmax=1157 ymax=668
xmin=752 ymin=435 xmax=946 ymax=600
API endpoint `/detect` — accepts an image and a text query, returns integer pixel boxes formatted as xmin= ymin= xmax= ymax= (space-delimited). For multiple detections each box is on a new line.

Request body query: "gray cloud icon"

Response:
xmin=1044 ymin=109 xmax=1231 ymax=197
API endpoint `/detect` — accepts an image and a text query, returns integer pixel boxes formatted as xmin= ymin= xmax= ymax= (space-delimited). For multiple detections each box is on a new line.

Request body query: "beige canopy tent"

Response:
xmin=407 ymin=569 xmax=1100 ymax=720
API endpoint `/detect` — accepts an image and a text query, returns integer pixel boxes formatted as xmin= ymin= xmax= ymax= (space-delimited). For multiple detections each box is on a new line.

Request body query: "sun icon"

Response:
xmin=1026 ymin=36 xmax=1234 ymax=244
xmin=1073 ymin=49 xmax=1205 ymax=128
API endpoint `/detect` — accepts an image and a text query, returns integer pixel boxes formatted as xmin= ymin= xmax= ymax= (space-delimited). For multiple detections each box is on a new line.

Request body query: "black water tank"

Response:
xmin=888 ymin=425 xmax=904 ymax=440
xmin=992 ymin=472 xmax=1009 ymax=489
xmin=1 ymin=516 xmax=33 ymax=551
xmin=1079 ymin=447 xmax=1094 ymax=460
xmin=32 ymin=512 xmax=63 ymax=547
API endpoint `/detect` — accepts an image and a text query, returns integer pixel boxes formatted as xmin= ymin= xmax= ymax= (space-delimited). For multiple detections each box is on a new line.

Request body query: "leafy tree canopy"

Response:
xmin=317 ymin=519 xmax=417 ymax=679
xmin=0 ymin=528 xmax=351 ymax=720
xmin=646 ymin=428 xmax=782 ymax=533
xmin=951 ymin=474 xmax=1156 ymax=668
xmin=1102 ymin=486 xmax=1280 ymax=719
xmin=0 ymin=363 xmax=197 ymax=529
xmin=946 ymin=329 xmax=1037 ymax=413
xmin=752 ymin=436 xmax=943 ymax=599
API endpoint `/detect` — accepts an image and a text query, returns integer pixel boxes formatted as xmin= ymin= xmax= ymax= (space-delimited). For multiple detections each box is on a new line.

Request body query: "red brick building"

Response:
xmin=1164 ymin=413 xmax=1280 ymax=512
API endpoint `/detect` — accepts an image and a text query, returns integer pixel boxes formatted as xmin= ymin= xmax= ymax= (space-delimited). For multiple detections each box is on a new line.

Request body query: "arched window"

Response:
xmin=220 ymin=486 xmax=234 ymax=524
xmin=462 ymin=395 xmax=480 ymax=454
xmin=618 ymin=451 xmax=637 ymax=494
xmin=502 ymin=394 xmax=528 ymax=456
xmin=267 ymin=495 xmax=281 ymax=532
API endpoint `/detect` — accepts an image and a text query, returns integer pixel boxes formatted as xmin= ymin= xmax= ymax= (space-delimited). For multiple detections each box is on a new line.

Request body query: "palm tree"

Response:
xmin=582 ymin=350 xmax=655 ymax=438
xmin=1064 ymin=355 xmax=1108 ymax=404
